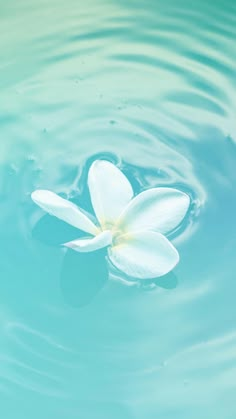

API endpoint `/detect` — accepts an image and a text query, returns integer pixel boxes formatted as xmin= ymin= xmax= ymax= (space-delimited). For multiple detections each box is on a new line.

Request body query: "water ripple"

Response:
xmin=1 ymin=0 xmax=236 ymax=416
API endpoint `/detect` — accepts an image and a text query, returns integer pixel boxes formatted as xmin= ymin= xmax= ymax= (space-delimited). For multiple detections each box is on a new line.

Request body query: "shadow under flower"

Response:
xmin=137 ymin=272 xmax=178 ymax=290
xmin=109 ymin=261 xmax=178 ymax=290
xmin=32 ymin=214 xmax=84 ymax=247
xmin=32 ymin=215 xmax=109 ymax=308
xmin=153 ymin=271 xmax=178 ymax=289
xmin=60 ymin=248 xmax=108 ymax=308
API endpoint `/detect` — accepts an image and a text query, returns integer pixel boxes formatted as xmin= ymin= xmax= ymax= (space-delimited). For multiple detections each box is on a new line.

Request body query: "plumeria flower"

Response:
xmin=31 ymin=160 xmax=190 ymax=279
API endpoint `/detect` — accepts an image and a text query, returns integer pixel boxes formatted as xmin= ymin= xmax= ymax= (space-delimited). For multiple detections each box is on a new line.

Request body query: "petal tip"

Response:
xmin=31 ymin=189 xmax=49 ymax=204
xmin=31 ymin=189 xmax=38 ymax=199
xmin=31 ymin=189 xmax=42 ymax=204
xmin=182 ymin=191 xmax=191 ymax=206
xmin=172 ymin=247 xmax=180 ymax=267
xmin=63 ymin=241 xmax=73 ymax=249
xmin=90 ymin=159 xmax=114 ymax=171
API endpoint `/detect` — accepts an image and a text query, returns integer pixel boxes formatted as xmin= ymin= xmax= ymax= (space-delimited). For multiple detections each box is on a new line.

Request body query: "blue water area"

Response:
xmin=1 ymin=0 xmax=236 ymax=417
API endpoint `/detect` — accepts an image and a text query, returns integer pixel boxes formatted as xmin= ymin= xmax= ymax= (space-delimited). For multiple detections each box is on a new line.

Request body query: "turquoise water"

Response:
xmin=1 ymin=0 xmax=236 ymax=417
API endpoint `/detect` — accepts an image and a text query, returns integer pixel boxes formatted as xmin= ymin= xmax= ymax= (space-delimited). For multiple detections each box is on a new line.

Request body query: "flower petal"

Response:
xmin=63 ymin=230 xmax=112 ymax=253
xmin=108 ymin=231 xmax=179 ymax=279
xmin=31 ymin=190 xmax=99 ymax=235
xmin=88 ymin=160 xmax=133 ymax=227
xmin=116 ymin=188 xmax=190 ymax=235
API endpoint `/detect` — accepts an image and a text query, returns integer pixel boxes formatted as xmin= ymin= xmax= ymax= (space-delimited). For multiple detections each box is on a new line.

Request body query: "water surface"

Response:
xmin=1 ymin=0 xmax=236 ymax=417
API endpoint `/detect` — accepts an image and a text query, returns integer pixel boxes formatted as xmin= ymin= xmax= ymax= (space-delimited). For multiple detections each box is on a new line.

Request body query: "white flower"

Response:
xmin=31 ymin=160 xmax=190 ymax=279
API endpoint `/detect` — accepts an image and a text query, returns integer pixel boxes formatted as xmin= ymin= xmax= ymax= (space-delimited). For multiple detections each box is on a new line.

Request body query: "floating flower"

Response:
xmin=31 ymin=160 xmax=190 ymax=279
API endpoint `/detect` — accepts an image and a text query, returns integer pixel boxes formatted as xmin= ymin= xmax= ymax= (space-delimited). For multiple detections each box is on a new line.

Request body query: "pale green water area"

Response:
xmin=1 ymin=0 xmax=236 ymax=417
